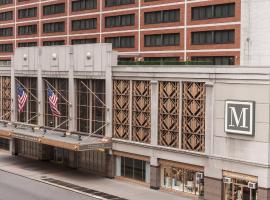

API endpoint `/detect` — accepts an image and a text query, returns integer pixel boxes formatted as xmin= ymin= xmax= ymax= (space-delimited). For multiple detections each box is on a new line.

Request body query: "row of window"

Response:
xmin=0 ymin=2 xmax=235 ymax=22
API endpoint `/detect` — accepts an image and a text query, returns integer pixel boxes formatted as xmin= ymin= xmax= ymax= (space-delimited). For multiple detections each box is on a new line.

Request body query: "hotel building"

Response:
xmin=0 ymin=0 xmax=269 ymax=66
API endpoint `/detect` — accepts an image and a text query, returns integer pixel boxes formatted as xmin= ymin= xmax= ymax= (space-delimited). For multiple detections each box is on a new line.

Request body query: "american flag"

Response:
xmin=17 ymin=84 xmax=28 ymax=113
xmin=47 ymin=86 xmax=61 ymax=117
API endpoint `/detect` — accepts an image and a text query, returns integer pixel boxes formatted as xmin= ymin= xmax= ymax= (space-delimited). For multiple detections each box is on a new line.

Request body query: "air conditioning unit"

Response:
xmin=196 ymin=172 xmax=204 ymax=180
xmin=248 ymin=182 xmax=257 ymax=189
xmin=223 ymin=177 xmax=232 ymax=184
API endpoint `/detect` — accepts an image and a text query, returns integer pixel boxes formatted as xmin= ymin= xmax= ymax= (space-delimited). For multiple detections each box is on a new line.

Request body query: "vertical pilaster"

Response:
xmin=150 ymin=80 xmax=158 ymax=146
xmin=258 ymin=188 xmax=270 ymax=200
xmin=105 ymin=150 xmax=115 ymax=179
xmin=205 ymin=82 xmax=214 ymax=155
xmin=11 ymin=138 xmax=18 ymax=156
xmin=10 ymin=59 xmax=16 ymax=123
xmin=204 ymin=177 xmax=223 ymax=200
xmin=150 ymin=164 xmax=160 ymax=190
xmin=37 ymin=48 xmax=44 ymax=126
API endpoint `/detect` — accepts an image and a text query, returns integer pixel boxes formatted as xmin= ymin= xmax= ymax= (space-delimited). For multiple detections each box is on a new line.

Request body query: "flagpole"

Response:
xmin=15 ymin=78 xmax=39 ymax=102
xmin=48 ymin=118 xmax=70 ymax=132
xmin=44 ymin=79 xmax=70 ymax=105
xmin=89 ymin=122 xmax=109 ymax=136
xmin=80 ymin=81 xmax=107 ymax=108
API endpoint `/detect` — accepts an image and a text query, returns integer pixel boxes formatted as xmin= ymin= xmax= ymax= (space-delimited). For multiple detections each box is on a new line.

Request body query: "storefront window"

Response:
xmin=120 ymin=157 xmax=146 ymax=182
xmin=223 ymin=176 xmax=257 ymax=200
xmin=162 ymin=165 xmax=204 ymax=196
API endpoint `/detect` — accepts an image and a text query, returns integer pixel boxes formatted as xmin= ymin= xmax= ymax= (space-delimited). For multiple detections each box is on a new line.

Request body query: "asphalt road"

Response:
xmin=0 ymin=170 xmax=96 ymax=200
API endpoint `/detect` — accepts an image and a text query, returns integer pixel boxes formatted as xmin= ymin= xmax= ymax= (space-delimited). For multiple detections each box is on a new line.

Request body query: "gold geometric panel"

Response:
xmin=1 ymin=77 xmax=11 ymax=121
xmin=158 ymin=81 xmax=180 ymax=148
xmin=182 ymin=82 xmax=205 ymax=152
xmin=113 ymin=80 xmax=130 ymax=140
xmin=132 ymin=80 xmax=151 ymax=143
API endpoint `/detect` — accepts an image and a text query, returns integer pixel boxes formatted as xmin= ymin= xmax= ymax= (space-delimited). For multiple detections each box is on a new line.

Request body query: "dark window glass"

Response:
xmin=72 ymin=0 xmax=97 ymax=11
xmin=0 ymin=0 xmax=12 ymax=5
xmin=105 ymin=0 xmax=135 ymax=7
xmin=0 ymin=43 xmax=13 ymax=52
xmin=43 ymin=40 xmax=65 ymax=46
xmin=18 ymin=7 xmax=37 ymax=19
xmin=105 ymin=14 xmax=134 ymax=28
xmin=145 ymin=9 xmax=180 ymax=24
xmin=18 ymin=42 xmax=37 ymax=47
xmin=144 ymin=33 xmax=180 ymax=47
xmin=18 ymin=25 xmax=37 ymax=35
xmin=43 ymin=22 xmax=65 ymax=33
xmin=43 ymin=3 xmax=65 ymax=15
xmin=191 ymin=30 xmax=235 ymax=45
xmin=72 ymin=18 xmax=97 ymax=31
xmin=105 ymin=36 xmax=134 ymax=48
xmin=0 ymin=27 xmax=12 ymax=37
xmin=191 ymin=56 xmax=235 ymax=65
xmin=71 ymin=38 xmax=97 ymax=45
xmin=120 ymin=157 xmax=146 ymax=182
xmin=0 ymin=11 xmax=13 ymax=21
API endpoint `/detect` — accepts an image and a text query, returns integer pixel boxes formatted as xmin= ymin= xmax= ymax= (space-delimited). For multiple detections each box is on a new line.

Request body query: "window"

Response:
xmin=192 ymin=3 xmax=235 ymax=20
xmin=0 ymin=0 xmax=12 ymax=5
xmin=0 ymin=44 xmax=13 ymax=52
xmin=144 ymin=57 xmax=179 ymax=62
xmin=191 ymin=30 xmax=235 ymax=45
xmin=43 ymin=3 xmax=65 ymax=15
xmin=0 ymin=27 xmax=12 ymax=37
xmin=18 ymin=7 xmax=37 ymax=19
xmin=43 ymin=40 xmax=64 ymax=46
xmin=105 ymin=14 xmax=134 ymax=28
xmin=144 ymin=33 xmax=180 ymax=47
xmin=105 ymin=0 xmax=135 ymax=7
xmin=0 ymin=11 xmax=12 ymax=21
xmin=43 ymin=22 xmax=65 ymax=33
xmin=72 ymin=18 xmax=97 ymax=31
xmin=0 ymin=138 xmax=9 ymax=151
xmin=145 ymin=9 xmax=180 ymax=24
xmin=120 ymin=157 xmax=146 ymax=182
xmin=72 ymin=0 xmax=97 ymax=11
xmin=191 ymin=56 xmax=235 ymax=65
xmin=105 ymin=36 xmax=134 ymax=48
xmin=71 ymin=38 xmax=97 ymax=45
xmin=0 ymin=60 xmax=11 ymax=67
xmin=18 ymin=42 xmax=37 ymax=47
xmin=18 ymin=25 xmax=37 ymax=35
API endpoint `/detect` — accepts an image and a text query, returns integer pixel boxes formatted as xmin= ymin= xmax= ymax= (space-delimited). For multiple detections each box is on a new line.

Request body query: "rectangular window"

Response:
xmin=144 ymin=33 xmax=180 ymax=47
xmin=105 ymin=14 xmax=135 ymax=28
xmin=43 ymin=40 xmax=64 ymax=46
xmin=71 ymin=38 xmax=97 ymax=45
xmin=43 ymin=22 xmax=65 ymax=33
xmin=105 ymin=0 xmax=135 ymax=7
xmin=72 ymin=18 xmax=97 ymax=31
xmin=191 ymin=30 xmax=235 ymax=45
xmin=0 ymin=138 xmax=9 ymax=151
xmin=144 ymin=9 xmax=180 ymax=24
xmin=43 ymin=3 xmax=65 ymax=15
xmin=18 ymin=7 xmax=37 ymax=19
xmin=144 ymin=57 xmax=179 ymax=62
xmin=0 ymin=27 xmax=12 ymax=37
xmin=18 ymin=42 xmax=37 ymax=47
xmin=192 ymin=3 xmax=235 ymax=20
xmin=191 ymin=56 xmax=235 ymax=65
xmin=120 ymin=157 xmax=146 ymax=182
xmin=0 ymin=11 xmax=13 ymax=21
xmin=0 ymin=44 xmax=13 ymax=52
xmin=18 ymin=25 xmax=37 ymax=35
xmin=72 ymin=0 xmax=97 ymax=11
xmin=105 ymin=36 xmax=134 ymax=48
xmin=0 ymin=0 xmax=12 ymax=5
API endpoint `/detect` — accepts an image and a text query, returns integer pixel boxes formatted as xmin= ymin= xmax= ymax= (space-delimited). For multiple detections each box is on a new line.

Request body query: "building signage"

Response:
xmin=225 ymin=100 xmax=255 ymax=135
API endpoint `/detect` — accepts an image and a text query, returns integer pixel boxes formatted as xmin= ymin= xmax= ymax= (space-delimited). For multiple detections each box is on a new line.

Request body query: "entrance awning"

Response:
xmin=0 ymin=124 xmax=111 ymax=151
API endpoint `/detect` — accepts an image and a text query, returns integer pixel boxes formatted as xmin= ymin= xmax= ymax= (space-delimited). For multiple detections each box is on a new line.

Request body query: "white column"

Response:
xmin=205 ymin=82 xmax=214 ymax=156
xmin=10 ymin=59 xmax=16 ymax=123
xmin=150 ymin=80 xmax=158 ymax=146
xmin=37 ymin=48 xmax=44 ymax=126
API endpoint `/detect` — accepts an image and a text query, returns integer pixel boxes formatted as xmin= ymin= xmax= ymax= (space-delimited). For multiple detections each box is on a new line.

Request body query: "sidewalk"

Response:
xmin=0 ymin=150 xmax=193 ymax=200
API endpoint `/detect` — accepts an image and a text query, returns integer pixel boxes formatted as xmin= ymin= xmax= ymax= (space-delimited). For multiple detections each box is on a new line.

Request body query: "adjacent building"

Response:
xmin=0 ymin=0 xmax=269 ymax=66
xmin=0 ymin=44 xmax=269 ymax=200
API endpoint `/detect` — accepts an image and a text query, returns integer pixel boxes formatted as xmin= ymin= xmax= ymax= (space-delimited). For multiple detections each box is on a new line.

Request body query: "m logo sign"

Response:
xmin=225 ymin=101 xmax=255 ymax=135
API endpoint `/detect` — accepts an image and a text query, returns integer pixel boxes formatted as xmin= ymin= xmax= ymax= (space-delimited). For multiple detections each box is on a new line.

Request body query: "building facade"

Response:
xmin=0 ymin=44 xmax=270 ymax=199
xmin=0 ymin=0 xmax=269 ymax=66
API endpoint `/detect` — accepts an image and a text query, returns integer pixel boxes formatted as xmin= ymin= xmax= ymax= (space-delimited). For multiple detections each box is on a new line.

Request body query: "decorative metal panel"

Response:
xmin=132 ymin=80 xmax=151 ymax=143
xmin=113 ymin=80 xmax=130 ymax=140
xmin=182 ymin=82 xmax=205 ymax=152
xmin=1 ymin=77 xmax=11 ymax=121
xmin=158 ymin=81 xmax=180 ymax=148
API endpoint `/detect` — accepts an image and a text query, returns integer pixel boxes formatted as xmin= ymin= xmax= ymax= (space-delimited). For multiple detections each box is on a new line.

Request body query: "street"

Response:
xmin=0 ymin=170 xmax=96 ymax=200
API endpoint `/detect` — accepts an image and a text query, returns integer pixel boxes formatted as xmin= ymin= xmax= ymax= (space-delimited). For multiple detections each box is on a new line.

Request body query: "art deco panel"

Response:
xmin=158 ymin=81 xmax=180 ymax=148
xmin=132 ymin=80 xmax=151 ymax=143
xmin=1 ymin=77 xmax=11 ymax=121
xmin=182 ymin=82 xmax=205 ymax=152
xmin=113 ymin=80 xmax=130 ymax=140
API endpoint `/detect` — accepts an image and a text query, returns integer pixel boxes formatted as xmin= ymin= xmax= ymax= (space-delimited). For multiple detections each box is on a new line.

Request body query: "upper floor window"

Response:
xmin=105 ymin=36 xmax=134 ymax=48
xmin=72 ymin=18 xmax=97 ymax=31
xmin=144 ymin=33 xmax=180 ymax=47
xmin=18 ymin=42 xmax=37 ymax=47
xmin=72 ymin=0 xmax=97 ymax=11
xmin=18 ymin=25 xmax=37 ymax=35
xmin=43 ymin=22 xmax=65 ymax=33
xmin=192 ymin=3 xmax=235 ymax=20
xmin=43 ymin=3 xmax=65 ymax=15
xmin=144 ymin=9 xmax=180 ymax=24
xmin=43 ymin=40 xmax=65 ymax=46
xmin=105 ymin=14 xmax=134 ymax=28
xmin=0 ymin=27 xmax=12 ymax=37
xmin=191 ymin=30 xmax=235 ymax=45
xmin=0 ymin=0 xmax=12 ymax=5
xmin=0 ymin=11 xmax=12 ymax=21
xmin=0 ymin=43 xmax=13 ymax=52
xmin=18 ymin=7 xmax=37 ymax=19
xmin=191 ymin=56 xmax=235 ymax=65
xmin=71 ymin=38 xmax=97 ymax=45
xmin=105 ymin=0 xmax=135 ymax=7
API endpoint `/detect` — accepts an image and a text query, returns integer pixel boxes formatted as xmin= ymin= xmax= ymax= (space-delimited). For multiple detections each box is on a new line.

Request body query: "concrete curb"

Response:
xmin=0 ymin=168 xmax=106 ymax=200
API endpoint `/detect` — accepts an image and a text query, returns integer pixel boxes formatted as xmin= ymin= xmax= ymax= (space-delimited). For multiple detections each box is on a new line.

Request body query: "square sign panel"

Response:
xmin=225 ymin=100 xmax=255 ymax=135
